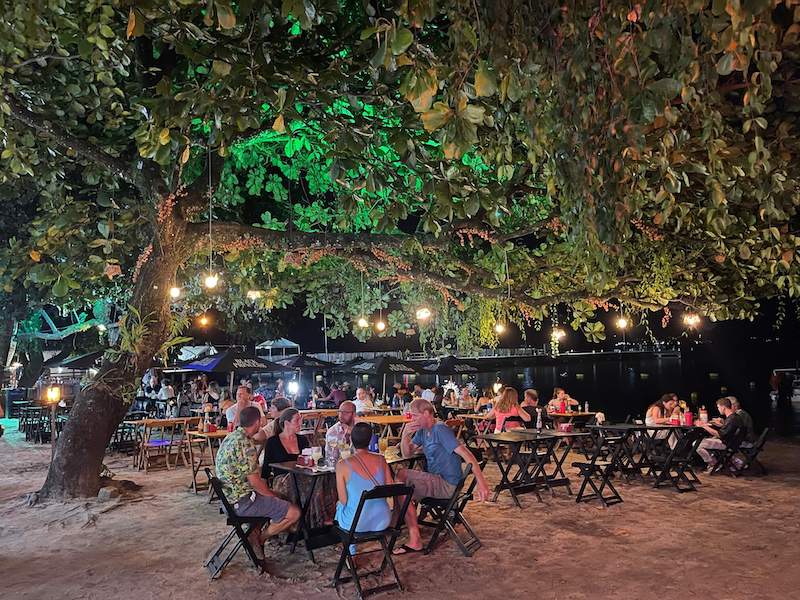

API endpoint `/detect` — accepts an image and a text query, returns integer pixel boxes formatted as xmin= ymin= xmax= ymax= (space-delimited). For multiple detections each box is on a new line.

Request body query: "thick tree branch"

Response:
xmin=4 ymin=94 xmax=137 ymax=187
xmin=186 ymin=221 xmax=451 ymax=251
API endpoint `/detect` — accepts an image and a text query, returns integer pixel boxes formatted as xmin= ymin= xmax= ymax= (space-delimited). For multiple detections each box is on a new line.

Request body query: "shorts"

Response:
xmin=403 ymin=470 xmax=456 ymax=501
xmin=234 ymin=491 xmax=289 ymax=522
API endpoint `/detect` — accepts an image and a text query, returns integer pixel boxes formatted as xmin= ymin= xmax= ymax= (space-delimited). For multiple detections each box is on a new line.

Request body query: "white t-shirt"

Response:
xmin=354 ymin=397 xmax=374 ymax=414
xmin=157 ymin=385 xmax=175 ymax=400
xmin=225 ymin=401 xmax=263 ymax=424
xmin=421 ymin=389 xmax=435 ymax=402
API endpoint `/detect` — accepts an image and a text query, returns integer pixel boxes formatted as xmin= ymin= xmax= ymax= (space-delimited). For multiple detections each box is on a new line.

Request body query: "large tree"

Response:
xmin=1 ymin=0 xmax=798 ymax=497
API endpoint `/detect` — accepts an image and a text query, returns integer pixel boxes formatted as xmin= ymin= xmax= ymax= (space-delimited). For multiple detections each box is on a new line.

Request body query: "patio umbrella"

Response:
xmin=179 ymin=350 xmax=286 ymax=394
xmin=422 ymin=355 xmax=483 ymax=375
xmin=275 ymin=354 xmax=335 ymax=370
xmin=347 ymin=356 xmax=423 ymax=396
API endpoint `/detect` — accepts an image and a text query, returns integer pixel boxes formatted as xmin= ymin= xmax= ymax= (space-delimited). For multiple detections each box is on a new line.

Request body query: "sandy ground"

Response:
xmin=1 ymin=418 xmax=799 ymax=600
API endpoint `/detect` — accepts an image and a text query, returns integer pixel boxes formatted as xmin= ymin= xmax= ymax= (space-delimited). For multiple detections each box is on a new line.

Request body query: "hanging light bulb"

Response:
xmin=357 ymin=316 xmax=369 ymax=328
xmin=616 ymin=317 xmax=629 ymax=330
xmin=169 ymin=286 xmax=181 ymax=300
xmin=198 ymin=314 xmax=210 ymax=327
xmin=204 ymin=273 xmax=219 ymax=289
xmin=416 ymin=307 xmax=432 ymax=321
xmin=375 ymin=320 xmax=386 ymax=332
xmin=494 ymin=322 xmax=506 ymax=334
xmin=683 ymin=313 xmax=701 ymax=328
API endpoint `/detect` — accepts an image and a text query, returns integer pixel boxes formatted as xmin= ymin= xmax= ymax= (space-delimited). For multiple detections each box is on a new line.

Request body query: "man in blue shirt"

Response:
xmin=394 ymin=398 xmax=490 ymax=553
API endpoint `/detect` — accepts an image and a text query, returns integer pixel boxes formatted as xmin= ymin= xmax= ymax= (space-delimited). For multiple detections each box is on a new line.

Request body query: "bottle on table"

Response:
xmin=584 ymin=401 xmax=589 ymax=413
xmin=699 ymin=405 xmax=708 ymax=423
xmin=536 ymin=408 xmax=543 ymax=432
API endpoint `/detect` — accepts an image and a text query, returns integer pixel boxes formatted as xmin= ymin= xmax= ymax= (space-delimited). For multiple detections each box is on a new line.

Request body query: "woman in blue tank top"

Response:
xmin=335 ymin=423 xmax=394 ymax=546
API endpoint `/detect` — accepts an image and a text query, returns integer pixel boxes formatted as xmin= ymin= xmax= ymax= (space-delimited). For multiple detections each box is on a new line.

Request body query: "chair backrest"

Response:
xmin=501 ymin=416 xmax=525 ymax=432
xmin=725 ymin=425 xmax=747 ymax=452
xmin=205 ymin=468 xmax=237 ymax=516
xmin=344 ymin=483 xmax=414 ymax=537
xmin=753 ymin=427 xmax=770 ymax=450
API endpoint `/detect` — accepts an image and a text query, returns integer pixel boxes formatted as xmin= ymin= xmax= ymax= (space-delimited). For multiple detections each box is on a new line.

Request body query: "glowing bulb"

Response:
xmin=169 ymin=286 xmax=181 ymax=299
xmin=616 ymin=317 xmax=629 ymax=330
xmin=97 ymin=324 xmax=107 ymax=332
xmin=551 ymin=328 xmax=566 ymax=340
xmin=357 ymin=317 xmax=369 ymax=328
xmin=199 ymin=315 xmax=209 ymax=327
xmin=46 ymin=386 xmax=61 ymax=404
xmin=246 ymin=290 xmax=262 ymax=300
xmin=416 ymin=307 xmax=432 ymax=320
xmin=494 ymin=322 xmax=506 ymax=334
xmin=375 ymin=320 xmax=386 ymax=332
xmin=683 ymin=313 xmax=701 ymax=328
xmin=204 ymin=273 xmax=219 ymax=289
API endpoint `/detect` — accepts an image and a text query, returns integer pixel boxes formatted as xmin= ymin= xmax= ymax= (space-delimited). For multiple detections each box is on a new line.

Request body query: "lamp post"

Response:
xmin=45 ymin=385 xmax=61 ymax=457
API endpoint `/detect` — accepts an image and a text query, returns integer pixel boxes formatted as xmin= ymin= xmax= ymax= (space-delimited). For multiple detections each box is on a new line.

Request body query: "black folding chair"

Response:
xmin=708 ymin=427 xmax=746 ymax=476
xmin=203 ymin=468 xmax=268 ymax=579
xmin=418 ymin=461 xmax=484 ymax=557
xmin=501 ymin=415 xmax=526 ymax=432
xmin=332 ymin=483 xmax=414 ymax=600
xmin=649 ymin=428 xmax=705 ymax=492
xmin=572 ymin=430 xmax=623 ymax=507
xmin=737 ymin=428 xmax=769 ymax=475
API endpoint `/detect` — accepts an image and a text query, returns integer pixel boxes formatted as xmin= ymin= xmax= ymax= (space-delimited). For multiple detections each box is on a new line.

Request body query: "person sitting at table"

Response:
xmin=262 ymin=408 xmax=337 ymax=527
xmin=547 ymin=387 xmax=579 ymax=412
xmin=215 ymin=406 xmax=300 ymax=569
xmin=484 ymin=387 xmax=531 ymax=433
xmin=391 ymin=385 xmax=411 ymax=409
xmin=729 ymin=396 xmax=756 ymax=443
xmin=326 ymin=401 xmax=356 ymax=448
xmin=696 ymin=397 xmax=744 ymax=469
xmin=226 ymin=385 xmax=266 ymax=428
xmin=320 ymin=382 xmax=347 ymax=408
xmin=645 ymin=393 xmax=679 ymax=425
xmin=259 ymin=396 xmax=291 ymax=439
xmin=520 ymin=389 xmax=540 ymax=419
xmin=394 ymin=399 xmax=491 ymax=554
xmin=335 ymin=422 xmax=395 ymax=556
xmin=354 ymin=386 xmax=375 ymax=415
xmin=458 ymin=387 xmax=475 ymax=410
xmin=474 ymin=386 xmax=494 ymax=413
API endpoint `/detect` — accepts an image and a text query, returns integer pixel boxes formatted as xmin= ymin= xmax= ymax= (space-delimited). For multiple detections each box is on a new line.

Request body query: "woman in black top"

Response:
xmin=262 ymin=409 xmax=335 ymax=527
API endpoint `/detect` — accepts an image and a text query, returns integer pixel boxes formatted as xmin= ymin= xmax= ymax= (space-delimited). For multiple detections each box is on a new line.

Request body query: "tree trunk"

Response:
xmin=39 ymin=209 xmax=190 ymax=499
xmin=0 ymin=317 xmax=13 ymax=381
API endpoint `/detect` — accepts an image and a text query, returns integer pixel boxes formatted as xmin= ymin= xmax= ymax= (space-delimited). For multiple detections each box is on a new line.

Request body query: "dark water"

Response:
xmin=344 ymin=349 xmax=797 ymax=437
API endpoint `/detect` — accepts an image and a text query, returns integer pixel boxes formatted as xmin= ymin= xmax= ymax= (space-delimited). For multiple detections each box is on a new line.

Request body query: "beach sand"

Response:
xmin=1 ymin=420 xmax=799 ymax=600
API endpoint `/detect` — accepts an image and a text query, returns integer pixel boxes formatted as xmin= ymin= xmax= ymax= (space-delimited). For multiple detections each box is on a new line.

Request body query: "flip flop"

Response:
xmin=392 ymin=544 xmax=423 ymax=555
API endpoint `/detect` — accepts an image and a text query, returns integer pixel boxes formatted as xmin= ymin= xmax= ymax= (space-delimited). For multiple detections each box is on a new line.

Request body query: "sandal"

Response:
xmin=392 ymin=544 xmax=423 ymax=555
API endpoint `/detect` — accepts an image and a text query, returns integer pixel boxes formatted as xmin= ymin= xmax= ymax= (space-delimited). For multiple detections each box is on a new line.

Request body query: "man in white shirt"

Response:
xmin=226 ymin=385 xmax=265 ymax=427
xmin=325 ymin=401 xmax=356 ymax=446
xmin=353 ymin=387 xmax=374 ymax=415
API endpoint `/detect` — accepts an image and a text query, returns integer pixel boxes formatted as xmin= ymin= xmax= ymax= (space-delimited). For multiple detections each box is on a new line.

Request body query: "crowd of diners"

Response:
xmin=209 ymin=377 xmax=758 ymax=572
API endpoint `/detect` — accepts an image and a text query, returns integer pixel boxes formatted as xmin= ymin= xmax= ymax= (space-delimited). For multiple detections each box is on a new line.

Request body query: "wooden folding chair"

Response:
xmin=332 ymin=483 xmax=414 ymax=600
xmin=418 ymin=462 xmax=484 ymax=557
xmin=203 ymin=469 xmax=268 ymax=579
xmin=737 ymin=428 xmax=769 ymax=475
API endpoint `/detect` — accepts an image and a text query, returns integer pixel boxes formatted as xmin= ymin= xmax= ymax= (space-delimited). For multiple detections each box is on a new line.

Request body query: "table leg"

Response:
xmin=545 ymin=439 xmax=573 ymax=495
xmin=288 ymin=473 xmax=320 ymax=563
xmin=188 ymin=435 xmax=198 ymax=493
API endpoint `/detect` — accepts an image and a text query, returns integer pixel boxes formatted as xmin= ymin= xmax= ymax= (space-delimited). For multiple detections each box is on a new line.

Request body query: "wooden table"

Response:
xmin=268 ymin=461 xmax=338 ymax=562
xmin=187 ymin=429 xmax=229 ymax=493
xmin=123 ymin=417 xmax=200 ymax=472
xmin=357 ymin=414 xmax=408 ymax=442
xmin=383 ymin=450 xmax=426 ymax=474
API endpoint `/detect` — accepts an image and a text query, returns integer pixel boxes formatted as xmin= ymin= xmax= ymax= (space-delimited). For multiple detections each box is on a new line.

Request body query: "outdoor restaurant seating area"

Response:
xmin=4 ymin=358 xmax=773 ymax=599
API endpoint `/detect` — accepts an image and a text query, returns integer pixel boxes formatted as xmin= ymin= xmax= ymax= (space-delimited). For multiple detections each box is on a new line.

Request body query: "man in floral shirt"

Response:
xmin=325 ymin=401 xmax=356 ymax=447
xmin=215 ymin=406 xmax=300 ymax=566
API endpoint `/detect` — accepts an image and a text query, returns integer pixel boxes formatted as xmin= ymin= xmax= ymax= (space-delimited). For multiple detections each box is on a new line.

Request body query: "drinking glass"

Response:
xmin=312 ymin=446 xmax=322 ymax=466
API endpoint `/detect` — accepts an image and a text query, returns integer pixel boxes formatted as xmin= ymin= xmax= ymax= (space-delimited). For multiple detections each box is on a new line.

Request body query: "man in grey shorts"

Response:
xmin=393 ymin=398 xmax=490 ymax=554
xmin=215 ymin=406 xmax=300 ymax=568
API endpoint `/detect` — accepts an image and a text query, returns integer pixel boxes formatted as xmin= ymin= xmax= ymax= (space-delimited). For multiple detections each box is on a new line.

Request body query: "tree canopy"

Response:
xmin=2 ymin=0 xmax=799 ymax=353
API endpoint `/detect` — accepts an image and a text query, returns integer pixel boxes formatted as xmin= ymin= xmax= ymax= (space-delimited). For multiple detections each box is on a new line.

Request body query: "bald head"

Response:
xmin=338 ymin=400 xmax=356 ymax=426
